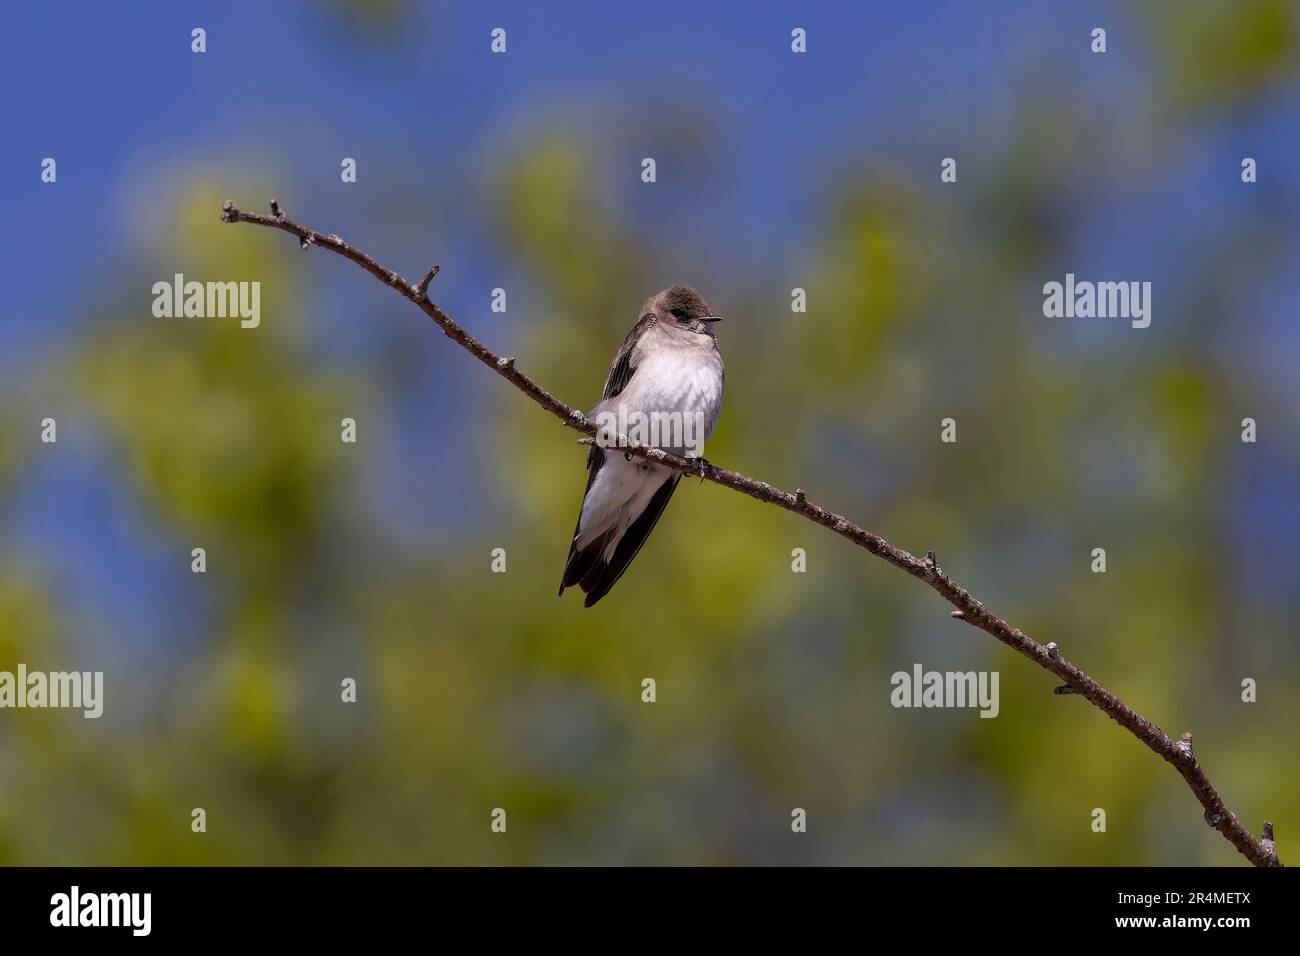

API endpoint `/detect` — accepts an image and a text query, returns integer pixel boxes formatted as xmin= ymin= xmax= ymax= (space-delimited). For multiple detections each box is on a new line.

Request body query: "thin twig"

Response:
xmin=416 ymin=265 xmax=440 ymax=298
xmin=220 ymin=199 xmax=1281 ymax=867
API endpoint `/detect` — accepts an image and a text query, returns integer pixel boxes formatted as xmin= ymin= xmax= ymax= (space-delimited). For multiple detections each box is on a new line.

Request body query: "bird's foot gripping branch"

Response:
xmin=219 ymin=198 xmax=1281 ymax=867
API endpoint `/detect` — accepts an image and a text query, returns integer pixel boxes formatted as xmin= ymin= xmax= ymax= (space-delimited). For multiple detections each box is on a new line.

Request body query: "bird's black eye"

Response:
xmin=670 ymin=307 xmax=687 ymax=321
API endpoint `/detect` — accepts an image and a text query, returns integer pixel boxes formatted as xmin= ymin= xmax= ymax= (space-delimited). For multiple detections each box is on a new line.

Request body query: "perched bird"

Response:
xmin=559 ymin=286 xmax=725 ymax=606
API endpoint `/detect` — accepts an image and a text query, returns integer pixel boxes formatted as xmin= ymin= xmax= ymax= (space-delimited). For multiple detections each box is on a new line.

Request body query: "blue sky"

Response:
xmin=6 ymin=0 xmax=1298 ymax=359
xmin=3 ymin=0 xmax=1155 ymax=360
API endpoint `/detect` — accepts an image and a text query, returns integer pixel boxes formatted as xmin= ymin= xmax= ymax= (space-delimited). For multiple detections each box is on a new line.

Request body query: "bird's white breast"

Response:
xmin=602 ymin=326 xmax=725 ymax=451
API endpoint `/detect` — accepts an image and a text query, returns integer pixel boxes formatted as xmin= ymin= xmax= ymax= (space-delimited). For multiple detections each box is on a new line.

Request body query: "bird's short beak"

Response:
xmin=701 ymin=315 xmax=723 ymax=323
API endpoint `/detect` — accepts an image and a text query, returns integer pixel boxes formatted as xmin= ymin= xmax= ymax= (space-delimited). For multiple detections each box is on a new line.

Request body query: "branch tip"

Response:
xmin=950 ymin=610 xmax=965 ymax=620
xmin=416 ymin=265 xmax=441 ymax=296
xmin=1259 ymin=822 xmax=1279 ymax=864
xmin=1052 ymin=683 xmax=1076 ymax=695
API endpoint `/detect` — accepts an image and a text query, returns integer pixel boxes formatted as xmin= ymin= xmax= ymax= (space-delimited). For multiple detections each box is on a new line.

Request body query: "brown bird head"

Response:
xmin=646 ymin=285 xmax=722 ymax=335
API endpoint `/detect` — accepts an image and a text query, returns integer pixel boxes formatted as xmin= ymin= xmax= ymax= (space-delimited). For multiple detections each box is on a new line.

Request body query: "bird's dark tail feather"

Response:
xmin=557 ymin=475 xmax=680 ymax=608
xmin=559 ymin=526 xmax=614 ymax=596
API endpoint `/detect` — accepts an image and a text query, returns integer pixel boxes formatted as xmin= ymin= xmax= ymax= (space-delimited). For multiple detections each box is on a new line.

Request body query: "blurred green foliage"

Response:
xmin=0 ymin=5 xmax=1297 ymax=866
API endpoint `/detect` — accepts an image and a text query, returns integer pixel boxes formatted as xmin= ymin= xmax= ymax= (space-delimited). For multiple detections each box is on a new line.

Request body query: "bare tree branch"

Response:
xmin=220 ymin=198 xmax=1282 ymax=868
